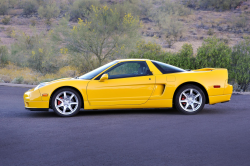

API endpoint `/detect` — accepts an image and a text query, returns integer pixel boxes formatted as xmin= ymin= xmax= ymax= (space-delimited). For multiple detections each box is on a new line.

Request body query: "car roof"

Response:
xmin=116 ymin=59 xmax=149 ymax=62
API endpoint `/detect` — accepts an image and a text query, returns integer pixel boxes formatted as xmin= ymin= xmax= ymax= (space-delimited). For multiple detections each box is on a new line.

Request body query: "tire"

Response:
xmin=51 ymin=88 xmax=82 ymax=117
xmin=174 ymin=84 xmax=205 ymax=115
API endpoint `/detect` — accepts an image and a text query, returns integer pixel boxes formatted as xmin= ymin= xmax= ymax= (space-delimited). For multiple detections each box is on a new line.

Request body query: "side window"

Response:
xmin=96 ymin=61 xmax=151 ymax=79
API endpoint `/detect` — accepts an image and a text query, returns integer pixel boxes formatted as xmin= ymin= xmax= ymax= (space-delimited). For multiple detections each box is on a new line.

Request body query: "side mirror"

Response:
xmin=99 ymin=74 xmax=108 ymax=82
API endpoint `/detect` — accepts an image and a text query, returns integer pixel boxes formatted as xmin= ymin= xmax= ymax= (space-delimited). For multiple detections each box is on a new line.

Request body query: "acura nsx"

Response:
xmin=24 ymin=59 xmax=233 ymax=116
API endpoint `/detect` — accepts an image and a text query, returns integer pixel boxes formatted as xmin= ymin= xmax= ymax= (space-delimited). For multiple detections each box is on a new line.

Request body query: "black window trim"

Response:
xmin=151 ymin=60 xmax=185 ymax=74
xmin=95 ymin=61 xmax=152 ymax=80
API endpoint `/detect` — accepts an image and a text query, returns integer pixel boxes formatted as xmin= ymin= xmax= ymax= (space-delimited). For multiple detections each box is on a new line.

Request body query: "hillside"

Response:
xmin=0 ymin=0 xmax=249 ymax=54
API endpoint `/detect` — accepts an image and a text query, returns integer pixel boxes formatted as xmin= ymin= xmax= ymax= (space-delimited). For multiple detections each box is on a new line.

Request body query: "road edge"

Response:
xmin=0 ymin=83 xmax=36 ymax=88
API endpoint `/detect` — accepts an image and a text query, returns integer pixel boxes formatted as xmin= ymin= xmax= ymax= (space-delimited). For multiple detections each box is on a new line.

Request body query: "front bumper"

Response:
xmin=23 ymin=88 xmax=49 ymax=110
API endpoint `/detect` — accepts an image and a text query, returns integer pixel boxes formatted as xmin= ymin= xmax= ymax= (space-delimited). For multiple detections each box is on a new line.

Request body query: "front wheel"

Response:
xmin=51 ymin=88 xmax=82 ymax=117
xmin=174 ymin=85 xmax=205 ymax=115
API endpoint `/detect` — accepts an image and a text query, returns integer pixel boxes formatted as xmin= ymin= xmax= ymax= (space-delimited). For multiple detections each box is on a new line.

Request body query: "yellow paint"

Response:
xmin=23 ymin=59 xmax=233 ymax=110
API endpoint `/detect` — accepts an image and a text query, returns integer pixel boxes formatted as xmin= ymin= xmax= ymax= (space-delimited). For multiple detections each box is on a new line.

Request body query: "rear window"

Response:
xmin=152 ymin=61 xmax=185 ymax=74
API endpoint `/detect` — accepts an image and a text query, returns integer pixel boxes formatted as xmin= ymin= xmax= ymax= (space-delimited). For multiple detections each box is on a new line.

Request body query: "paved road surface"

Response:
xmin=1 ymin=86 xmax=250 ymax=166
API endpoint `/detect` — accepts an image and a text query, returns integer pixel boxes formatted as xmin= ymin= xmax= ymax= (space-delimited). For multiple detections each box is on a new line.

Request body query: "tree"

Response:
xmin=38 ymin=1 xmax=60 ymax=25
xmin=52 ymin=5 xmax=141 ymax=67
xmin=230 ymin=39 xmax=250 ymax=92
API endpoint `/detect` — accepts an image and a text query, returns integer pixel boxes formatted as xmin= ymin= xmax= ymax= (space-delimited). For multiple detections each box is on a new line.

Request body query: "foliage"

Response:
xmin=2 ymin=15 xmax=11 ymax=25
xmin=10 ymin=30 xmax=63 ymax=73
xmin=230 ymin=39 xmax=250 ymax=92
xmin=129 ymin=40 xmax=162 ymax=58
xmin=38 ymin=1 xmax=60 ymax=25
xmin=0 ymin=0 xmax=8 ymax=15
xmin=0 ymin=45 xmax=9 ymax=66
xmin=207 ymin=28 xmax=214 ymax=35
xmin=11 ymin=76 xmax=24 ymax=84
xmin=196 ymin=37 xmax=231 ymax=69
xmin=231 ymin=14 xmax=248 ymax=28
xmin=22 ymin=0 xmax=38 ymax=15
xmin=159 ymin=16 xmax=184 ymax=48
xmin=69 ymin=0 xmax=100 ymax=22
xmin=53 ymin=5 xmax=141 ymax=66
xmin=176 ymin=43 xmax=195 ymax=70
xmin=185 ymin=0 xmax=245 ymax=11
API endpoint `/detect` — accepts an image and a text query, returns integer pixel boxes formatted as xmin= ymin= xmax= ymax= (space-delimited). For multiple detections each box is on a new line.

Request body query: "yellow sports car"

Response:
xmin=24 ymin=59 xmax=233 ymax=117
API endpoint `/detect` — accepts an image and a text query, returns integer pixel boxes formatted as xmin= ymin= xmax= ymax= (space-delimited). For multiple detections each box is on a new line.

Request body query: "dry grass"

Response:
xmin=0 ymin=63 xmax=80 ymax=85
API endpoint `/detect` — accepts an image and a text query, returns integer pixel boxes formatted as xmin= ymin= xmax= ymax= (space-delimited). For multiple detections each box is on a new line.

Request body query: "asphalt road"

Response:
xmin=0 ymin=86 xmax=250 ymax=166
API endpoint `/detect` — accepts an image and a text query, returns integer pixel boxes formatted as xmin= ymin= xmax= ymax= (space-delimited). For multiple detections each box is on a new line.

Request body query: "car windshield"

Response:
xmin=79 ymin=61 xmax=118 ymax=80
xmin=152 ymin=61 xmax=185 ymax=74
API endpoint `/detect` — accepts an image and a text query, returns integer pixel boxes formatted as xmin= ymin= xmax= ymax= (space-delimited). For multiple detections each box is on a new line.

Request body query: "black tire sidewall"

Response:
xmin=51 ymin=88 xmax=82 ymax=117
xmin=174 ymin=85 xmax=205 ymax=115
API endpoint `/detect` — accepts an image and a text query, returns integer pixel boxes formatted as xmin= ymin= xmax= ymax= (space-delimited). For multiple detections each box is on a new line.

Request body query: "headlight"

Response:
xmin=34 ymin=82 xmax=47 ymax=91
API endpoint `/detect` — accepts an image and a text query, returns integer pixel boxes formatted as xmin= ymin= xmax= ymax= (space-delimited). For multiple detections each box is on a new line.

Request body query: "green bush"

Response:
xmin=38 ymin=1 xmax=60 ymax=25
xmin=185 ymin=0 xmax=245 ymax=11
xmin=69 ymin=0 xmax=100 ymax=21
xmin=230 ymin=39 xmax=250 ymax=92
xmin=22 ymin=0 xmax=38 ymax=15
xmin=0 ymin=45 xmax=9 ymax=66
xmin=11 ymin=76 xmax=24 ymax=84
xmin=10 ymin=31 xmax=62 ymax=73
xmin=0 ymin=0 xmax=8 ymax=15
xmin=196 ymin=37 xmax=231 ymax=69
xmin=2 ymin=15 xmax=11 ymax=25
xmin=176 ymin=43 xmax=195 ymax=70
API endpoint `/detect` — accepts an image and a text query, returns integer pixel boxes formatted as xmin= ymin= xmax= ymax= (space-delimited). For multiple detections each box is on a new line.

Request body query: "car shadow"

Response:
xmin=25 ymin=108 xmax=181 ymax=118
xmin=25 ymin=106 xmax=227 ymax=118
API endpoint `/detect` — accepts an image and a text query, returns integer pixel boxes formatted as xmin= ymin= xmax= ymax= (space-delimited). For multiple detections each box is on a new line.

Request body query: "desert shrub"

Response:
xmin=30 ymin=18 xmax=36 ymax=26
xmin=159 ymin=16 xmax=184 ymax=48
xmin=0 ymin=0 xmax=8 ymax=15
xmin=69 ymin=0 xmax=100 ymax=21
xmin=38 ymin=1 xmax=60 ymax=25
xmin=230 ymin=39 xmax=250 ymax=92
xmin=196 ymin=36 xmax=231 ymax=69
xmin=22 ymin=0 xmax=38 ymax=15
xmin=11 ymin=76 xmax=24 ymax=84
xmin=200 ymin=0 xmax=245 ymax=11
xmin=5 ymin=27 xmax=14 ymax=38
xmin=2 ymin=15 xmax=11 ymax=25
xmin=231 ymin=14 xmax=248 ymax=28
xmin=10 ymin=31 xmax=63 ymax=73
xmin=207 ymin=28 xmax=214 ymax=35
xmin=0 ymin=45 xmax=9 ymax=66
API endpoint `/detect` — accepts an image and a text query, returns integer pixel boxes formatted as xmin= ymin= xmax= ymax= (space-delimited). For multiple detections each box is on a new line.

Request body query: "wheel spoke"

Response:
xmin=185 ymin=103 xmax=189 ymax=109
xmin=181 ymin=100 xmax=188 ymax=103
xmin=190 ymin=89 xmax=193 ymax=95
xmin=63 ymin=106 xmax=67 ymax=113
xmin=64 ymin=92 xmax=67 ymax=99
xmin=68 ymin=106 xmax=74 ymax=112
xmin=182 ymin=92 xmax=188 ymax=98
xmin=191 ymin=103 xmax=195 ymax=111
xmin=70 ymin=94 xmax=75 ymax=100
xmin=194 ymin=94 xmax=200 ymax=99
xmin=70 ymin=102 xmax=78 ymax=105
xmin=194 ymin=100 xmax=201 ymax=104
xmin=56 ymin=97 xmax=63 ymax=102
xmin=56 ymin=103 xmax=63 ymax=108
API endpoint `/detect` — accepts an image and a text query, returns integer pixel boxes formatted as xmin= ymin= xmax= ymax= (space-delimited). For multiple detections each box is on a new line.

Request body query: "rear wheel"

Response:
xmin=51 ymin=88 xmax=82 ymax=117
xmin=174 ymin=85 xmax=205 ymax=115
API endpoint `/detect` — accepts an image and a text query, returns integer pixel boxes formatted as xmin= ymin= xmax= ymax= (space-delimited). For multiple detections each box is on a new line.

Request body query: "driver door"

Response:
xmin=87 ymin=61 xmax=155 ymax=106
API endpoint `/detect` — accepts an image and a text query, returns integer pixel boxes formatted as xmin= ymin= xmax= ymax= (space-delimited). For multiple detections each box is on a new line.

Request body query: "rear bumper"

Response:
xmin=209 ymin=94 xmax=232 ymax=105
